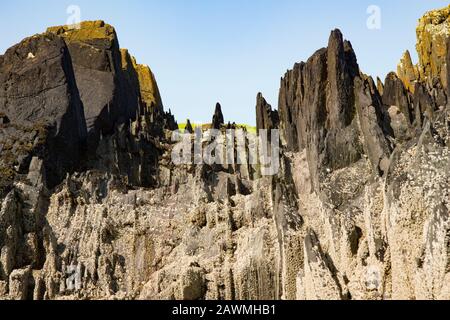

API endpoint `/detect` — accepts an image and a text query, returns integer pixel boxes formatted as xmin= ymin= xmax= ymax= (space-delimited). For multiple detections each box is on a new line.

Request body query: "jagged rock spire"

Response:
xmin=185 ymin=119 xmax=194 ymax=133
xmin=397 ymin=50 xmax=418 ymax=93
xmin=278 ymin=28 xmax=391 ymax=191
xmin=212 ymin=102 xmax=224 ymax=129
xmin=256 ymin=93 xmax=279 ymax=132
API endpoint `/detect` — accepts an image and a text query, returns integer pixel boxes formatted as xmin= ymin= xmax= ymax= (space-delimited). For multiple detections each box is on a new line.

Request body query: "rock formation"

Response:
xmin=256 ymin=93 xmax=279 ymax=132
xmin=416 ymin=5 xmax=450 ymax=87
xmin=0 ymin=33 xmax=87 ymax=189
xmin=0 ymin=6 xmax=449 ymax=301
xmin=185 ymin=120 xmax=194 ymax=134
xmin=212 ymin=103 xmax=224 ymax=129
xmin=397 ymin=50 xmax=419 ymax=93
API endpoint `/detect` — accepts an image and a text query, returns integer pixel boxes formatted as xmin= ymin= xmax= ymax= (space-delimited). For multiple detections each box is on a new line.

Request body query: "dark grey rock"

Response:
xmin=0 ymin=33 xmax=87 ymax=189
xmin=354 ymin=76 xmax=392 ymax=175
xmin=382 ymin=72 xmax=413 ymax=125
xmin=278 ymin=30 xmax=379 ymax=191
xmin=185 ymin=120 xmax=194 ymax=134
xmin=256 ymin=93 xmax=279 ymax=132
xmin=212 ymin=103 xmax=224 ymax=129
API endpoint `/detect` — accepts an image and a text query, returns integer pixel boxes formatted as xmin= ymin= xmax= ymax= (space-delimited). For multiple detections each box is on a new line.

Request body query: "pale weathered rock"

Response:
xmin=0 ymin=8 xmax=449 ymax=301
xmin=9 ymin=267 xmax=31 ymax=300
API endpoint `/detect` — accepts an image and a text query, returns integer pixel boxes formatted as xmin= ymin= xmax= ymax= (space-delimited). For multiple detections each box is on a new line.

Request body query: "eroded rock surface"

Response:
xmin=0 ymin=8 xmax=449 ymax=301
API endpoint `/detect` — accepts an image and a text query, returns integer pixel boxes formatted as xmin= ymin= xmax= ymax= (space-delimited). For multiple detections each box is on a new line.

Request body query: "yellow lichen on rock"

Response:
xmin=416 ymin=5 xmax=450 ymax=87
xmin=120 ymin=48 xmax=163 ymax=111
xmin=135 ymin=63 xmax=163 ymax=111
xmin=46 ymin=19 xmax=164 ymax=113
xmin=46 ymin=20 xmax=116 ymax=44
xmin=397 ymin=50 xmax=419 ymax=93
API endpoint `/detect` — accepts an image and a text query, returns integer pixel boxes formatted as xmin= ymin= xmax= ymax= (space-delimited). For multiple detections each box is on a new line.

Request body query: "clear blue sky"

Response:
xmin=1 ymin=0 xmax=448 ymax=125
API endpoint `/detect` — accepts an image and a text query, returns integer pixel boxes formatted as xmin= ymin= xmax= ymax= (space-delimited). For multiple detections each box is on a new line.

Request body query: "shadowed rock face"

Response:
xmin=47 ymin=21 xmax=144 ymax=152
xmin=0 ymin=7 xmax=449 ymax=301
xmin=256 ymin=93 xmax=279 ymax=132
xmin=279 ymin=30 xmax=391 ymax=191
xmin=382 ymin=72 xmax=413 ymax=125
xmin=0 ymin=33 xmax=87 ymax=189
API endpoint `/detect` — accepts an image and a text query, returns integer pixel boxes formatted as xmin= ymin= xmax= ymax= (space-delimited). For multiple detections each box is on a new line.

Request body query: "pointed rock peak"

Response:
xmin=328 ymin=29 xmax=344 ymax=46
xmin=397 ymin=50 xmax=418 ymax=93
xmin=215 ymin=102 xmax=223 ymax=114
xmin=256 ymin=92 xmax=267 ymax=105
xmin=385 ymin=71 xmax=399 ymax=82
xmin=376 ymin=77 xmax=385 ymax=96
xmin=402 ymin=50 xmax=413 ymax=62
xmin=212 ymin=103 xmax=224 ymax=129
xmin=327 ymin=28 xmax=359 ymax=77
xmin=185 ymin=119 xmax=194 ymax=133
xmin=327 ymin=29 xmax=345 ymax=59
xmin=256 ymin=93 xmax=279 ymax=131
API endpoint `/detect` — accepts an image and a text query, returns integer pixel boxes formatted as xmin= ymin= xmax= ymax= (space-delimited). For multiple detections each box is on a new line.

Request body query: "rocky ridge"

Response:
xmin=0 ymin=6 xmax=449 ymax=300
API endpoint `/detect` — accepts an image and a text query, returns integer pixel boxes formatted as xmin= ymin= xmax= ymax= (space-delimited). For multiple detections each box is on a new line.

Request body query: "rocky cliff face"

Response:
xmin=416 ymin=5 xmax=450 ymax=88
xmin=0 ymin=6 xmax=449 ymax=301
